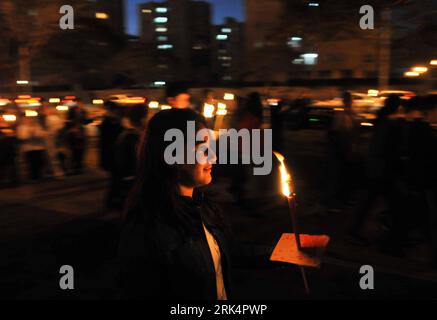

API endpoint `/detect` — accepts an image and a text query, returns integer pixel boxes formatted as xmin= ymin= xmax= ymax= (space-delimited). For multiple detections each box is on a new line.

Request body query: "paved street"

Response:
xmin=1 ymin=129 xmax=437 ymax=299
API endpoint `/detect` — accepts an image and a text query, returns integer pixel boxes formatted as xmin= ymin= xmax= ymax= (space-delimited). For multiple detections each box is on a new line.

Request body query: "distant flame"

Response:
xmin=274 ymin=152 xmax=294 ymax=198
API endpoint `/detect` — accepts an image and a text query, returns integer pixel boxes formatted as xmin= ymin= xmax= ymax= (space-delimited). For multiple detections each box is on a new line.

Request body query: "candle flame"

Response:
xmin=274 ymin=151 xmax=294 ymax=198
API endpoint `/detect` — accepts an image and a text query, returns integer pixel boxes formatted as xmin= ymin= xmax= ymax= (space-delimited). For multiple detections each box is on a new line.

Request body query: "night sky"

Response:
xmin=125 ymin=0 xmax=245 ymax=35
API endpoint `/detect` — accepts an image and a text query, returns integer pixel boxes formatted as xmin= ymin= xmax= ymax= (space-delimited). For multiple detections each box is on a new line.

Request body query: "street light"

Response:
xmin=148 ymin=101 xmax=160 ymax=109
xmin=203 ymin=103 xmax=215 ymax=118
xmin=404 ymin=71 xmax=420 ymax=77
xmin=412 ymin=66 xmax=428 ymax=74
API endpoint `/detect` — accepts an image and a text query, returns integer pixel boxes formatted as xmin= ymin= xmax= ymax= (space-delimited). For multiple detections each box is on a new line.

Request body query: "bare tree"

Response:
xmin=0 ymin=0 xmax=74 ymax=91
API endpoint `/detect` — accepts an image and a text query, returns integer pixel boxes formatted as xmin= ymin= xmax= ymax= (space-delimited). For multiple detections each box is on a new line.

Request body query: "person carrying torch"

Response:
xmin=118 ymin=109 xmax=272 ymax=300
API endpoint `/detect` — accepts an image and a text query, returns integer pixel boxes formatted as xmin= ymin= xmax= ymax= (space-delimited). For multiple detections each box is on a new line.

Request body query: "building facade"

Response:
xmin=244 ymin=0 xmax=381 ymax=83
xmin=212 ymin=17 xmax=245 ymax=83
xmin=139 ymin=0 xmax=212 ymax=83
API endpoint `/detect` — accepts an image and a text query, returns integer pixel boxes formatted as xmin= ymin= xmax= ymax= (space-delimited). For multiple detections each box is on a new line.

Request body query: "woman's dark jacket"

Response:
xmin=118 ymin=192 xmax=271 ymax=300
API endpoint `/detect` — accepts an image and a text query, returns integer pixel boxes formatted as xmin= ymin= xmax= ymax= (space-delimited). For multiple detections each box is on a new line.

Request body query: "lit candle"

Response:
xmin=274 ymin=152 xmax=301 ymax=250
xmin=274 ymin=151 xmax=309 ymax=294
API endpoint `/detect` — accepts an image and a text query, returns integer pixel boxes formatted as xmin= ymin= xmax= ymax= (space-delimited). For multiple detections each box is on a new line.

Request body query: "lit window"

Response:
xmin=222 ymin=63 xmax=231 ymax=68
xmin=154 ymin=17 xmax=168 ymax=23
xmin=157 ymin=44 xmax=173 ymax=50
xmin=156 ymin=7 xmax=168 ymax=13
xmin=154 ymin=81 xmax=166 ymax=87
xmin=221 ymin=28 xmax=232 ymax=33
xmin=292 ymin=58 xmax=304 ymax=65
xmin=142 ymin=9 xmax=152 ymax=14
xmin=158 ymin=36 xmax=168 ymax=41
xmin=287 ymin=37 xmax=302 ymax=48
xmin=216 ymin=34 xmax=228 ymax=40
xmin=223 ymin=76 xmax=233 ymax=81
xmin=219 ymin=56 xmax=232 ymax=61
xmin=156 ymin=27 xmax=168 ymax=32
xmin=95 ymin=12 xmax=109 ymax=19
xmin=308 ymin=3 xmax=320 ymax=7
xmin=301 ymin=53 xmax=318 ymax=65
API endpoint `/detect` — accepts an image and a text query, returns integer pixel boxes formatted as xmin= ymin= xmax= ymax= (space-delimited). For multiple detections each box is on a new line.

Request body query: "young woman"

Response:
xmin=118 ymin=108 xmax=231 ymax=300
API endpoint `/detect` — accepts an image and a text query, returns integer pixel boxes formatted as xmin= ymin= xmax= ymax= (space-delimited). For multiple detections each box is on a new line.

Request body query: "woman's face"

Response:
xmin=179 ymin=129 xmax=216 ymax=188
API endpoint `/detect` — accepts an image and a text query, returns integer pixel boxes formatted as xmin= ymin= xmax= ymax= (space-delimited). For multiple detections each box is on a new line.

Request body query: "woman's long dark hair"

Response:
xmin=124 ymin=109 xmax=209 ymax=228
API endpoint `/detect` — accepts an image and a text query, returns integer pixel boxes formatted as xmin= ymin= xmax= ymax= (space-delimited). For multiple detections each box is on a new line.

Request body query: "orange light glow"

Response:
xmin=95 ymin=12 xmax=109 ymax=20
xmin=25 ymin=110 xmax=38 ymax=117
xmin=268 ymin=98 xmax=281 ymax=106
xmin=2 ymin=114 xmax=16 ymax=122
xmin=224 ymin=93 xmax=235 ymax=101
xmin=56 ymin=105 xmax=69 ymax=111
xmin=118 ymin=97 xmax=145 ymax=104
xmin=412 ymin=66 xmax=428 ymax=73
xmin=203 ymin=103 xmax=215 ymax=118
xmin=404 ymin=71 xmax=420 ymax=77
xmin=92 ymin=99 xmax=104 ymax=105
xmin=367 ymin=89 xmax=379 ymax=97
xmin=148 ymin=101 xmax=160 ymax=109
xmin=216 ymin=109 xmax=228 ymax=116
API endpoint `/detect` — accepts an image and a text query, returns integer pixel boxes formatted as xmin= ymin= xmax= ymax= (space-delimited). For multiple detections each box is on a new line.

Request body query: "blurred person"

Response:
xmin=425 ymin=96 xmax=437 ymax=268
xmin=400 ymin=97 xmax=437 ymax=265
xmin=118 ymin=109 xmax=271 ymax=300
xmin=424 ymin=94 xmax=437 ymax=125
xmin=41 ymin=103 xmax=65 ymax=178
xmin=229 ymin=93 xmax=263 ymax=206
xmin=56 ymin=123 xmax=70 ymax=175
xmin=166 ymin=83 xmax=191 ymax=109
xmin=326 ymin=92 xmax=359 ymax=211
xmin=271 ymin=100 xmax=285 ymax=152
xmin=0 ymin=117 xmax=19 ymax=187
xmin=349 ymin=95 xmax=406 ymax=252
xmin=100 ymin=101 xmax=124 ymax=209
xmin=239 ymin=92 xmax=264 ymax=130
xmin=66 ymin=99 xmax=92 ymax=174
xmin=16 ymin=115 xmax=47 ymax=181
xmin=37 ymin=100 xmax=49 ymax=129
xmin=113 ymin=104 xmax=148 ymax=210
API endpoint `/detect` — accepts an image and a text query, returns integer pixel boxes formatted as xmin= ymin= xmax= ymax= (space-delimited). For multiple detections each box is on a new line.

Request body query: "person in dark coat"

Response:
xmin=349 ymin=95 xmax=406 ymax=251
xmin=114 ymin=103 xmax=148 ymax=209
xmin=229 ymin=93 xmax=264 ymax=206
xmin=100 ymin=101 xmax=123 ymax=209
xmin=271 ymin=99 xmax=284 ymax=152
xmin=0 ymin=118 xmax=19 ymax=187
xmin=400 ymin=97 xmax=437 ymax=265
xmin=118 ymin=109 xmax=271 ymax=300
xmin=66 ymin=99 xmax=92 ymax=174
xmin=166 ymin=83 xmax=191 ymax=109
xmin=326 ymin=92 xmax=359 ymax=210
xmin=99 ymin=101 xmax=123 ymax=172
